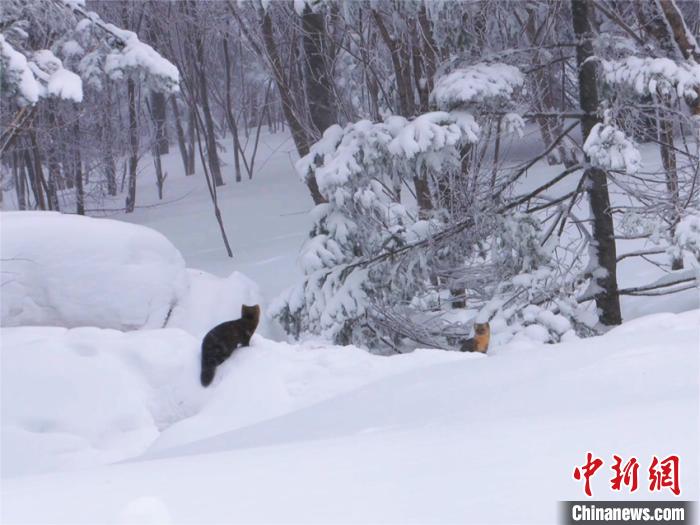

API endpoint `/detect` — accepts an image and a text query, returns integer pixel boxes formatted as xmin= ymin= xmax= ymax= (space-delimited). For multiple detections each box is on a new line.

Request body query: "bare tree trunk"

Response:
xmin=248 ymin=81 xmax=273 ymax=179
xmin=258 ymin=7 xmax=324 ymax=204
xmin=26 ymin=132 xmax=48 ymax=210
xmin=372 ymin=9 xmax=415 ymax=117
xmin=191 ymin=98 xmax=234 ymax=258
xmin=71 ymin=109 xmax=85 ymax=215
xmin=102 ymin=87 xmax=117 ymax=196
xmin=302 ymin=4 xmax=337 ymax=138
xmin=572 ymin=0 xmax=622 ymax=327
xmin=171 ymin=95 xmax=191 ymax=176
xmin=13 ymin=150 xmax=27 ymax=210
xmin=153 ymin=142 xmax=165 ymax=200
xmin=223 ymin=37 xmax=243 ymax=183
xmin=186 ymin=106 xmax=196 ymax=175
xmin=195 ymin=35 xmax=224 ymax=187
xmin=45 ymin=102 xmax=62 ymax=208
xmin=150 ymin=91 xmax=169 ymax=154
xmin=30 ymin=129 xmax=58 ymax=211
xmin=657 ymin=105 xmax=682 ymax=269
xmin=125 ymin=78 xmax=138 ymax=213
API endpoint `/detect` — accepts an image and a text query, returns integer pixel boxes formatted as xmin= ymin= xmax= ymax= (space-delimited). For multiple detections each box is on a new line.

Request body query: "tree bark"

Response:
xmin=13 ymin=150 xmax=27 ymax=210
xmin=26 ymin=132 xmax=47 ymax=210
xmin=70 ymin=108 xmax=85 ymax=215
xmin=171 ymin=95 xmax=191 ymax=176
xmin=302 ymin=4 xmax=337 ymax=138
xmin=195 ymin=35 xmax=224 ymax=187
xmin=187 ymin=105 xmax=196 ymax=175
xmin=103 ymin=87 xmax=117 ymax=196
xmin=223 ymin=37 xmax=243 ymax=183
xmin=150 ymin=91 xmax=169 ymax=154
xmin=572 ymin=0 xmax=622 ymax=327
xmin=259 ymin=7 xmax=325 ymax=204
xmin=372 ymin=8 xmax=415 ymax=117
xmin=125 ymin=78 xmax=138 ymax=213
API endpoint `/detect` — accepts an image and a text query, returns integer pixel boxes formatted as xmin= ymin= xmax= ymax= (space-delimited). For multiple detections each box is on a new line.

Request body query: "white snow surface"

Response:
xmin=1 ymin=212 xmax=188 ymax=331
xmin=1 ymin=326 xmax=204 ymax=478
xmin=1 ymin=310 xmax=697 ymax=523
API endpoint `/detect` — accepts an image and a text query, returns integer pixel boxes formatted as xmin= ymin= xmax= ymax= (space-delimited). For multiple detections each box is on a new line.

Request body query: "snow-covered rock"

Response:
xmin=1 ymin=212 xmax=188 ymax=331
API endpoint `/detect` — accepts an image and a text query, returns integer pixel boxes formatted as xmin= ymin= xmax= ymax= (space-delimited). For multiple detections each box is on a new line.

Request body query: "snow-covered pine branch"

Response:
xmin=583 ymin=121 xmax=641 ymax=174
xmin=54 ymin=0 xmax=179 ymax=93
xmin=600 ymin=56 xmax=700 ymax=111
xmin=0 ymin=0 xmax=179 ymax=112
xmin=430 ymin=62 xmax=524 ymax=111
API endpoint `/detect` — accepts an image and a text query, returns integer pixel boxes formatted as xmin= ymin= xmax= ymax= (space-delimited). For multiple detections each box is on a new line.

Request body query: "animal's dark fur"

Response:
xmin=200 ymin=304 xmax=261 ymax=387
xmin=460 ymin=322 xmax=490 ymax=353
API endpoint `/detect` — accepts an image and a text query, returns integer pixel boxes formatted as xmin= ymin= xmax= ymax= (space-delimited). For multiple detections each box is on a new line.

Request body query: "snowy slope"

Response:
xmin=0 ymin=325 xmax=469 ymax=478
xmin=2 ymin=310 xmax=697 ymax=524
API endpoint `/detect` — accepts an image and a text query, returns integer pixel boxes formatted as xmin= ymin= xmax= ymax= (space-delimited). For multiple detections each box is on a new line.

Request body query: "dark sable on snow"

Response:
xmin=460 ymin=322 xmax=490 ymax=353
xmin=200 ymin=304 xmax=261 ymax=387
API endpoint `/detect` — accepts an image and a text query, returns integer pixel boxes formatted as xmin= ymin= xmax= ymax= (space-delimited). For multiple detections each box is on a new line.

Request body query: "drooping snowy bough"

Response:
xmin=1 ymin=0 xmax=179 ymax=106
xmin=273 ymin=62 xmax=588 ymax=351
xmin=0 ymin=0 xmax=179 ymax=153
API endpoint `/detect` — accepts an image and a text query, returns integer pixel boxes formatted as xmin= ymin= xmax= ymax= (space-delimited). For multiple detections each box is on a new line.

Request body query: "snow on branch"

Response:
xmin=0 ymin=38 xmax=81 ymax=105
xmin=431 ymin=63 xmax=524 ymax=111
xmin=600 ymin=56 xmax=700 ymax=102
xmin=299 ymin=112 xmax=480 ymax=198
xmin=583 ymin=122 xmax=641 ymax=174
xmin=0 ymin=35 xmax=41 ymax=105
xmin=387 ymin=111 xmax=478 ymax=160
xmin=54 ymin=0 xmax=180 ymax=93
xmin=29 ymin=50 xmax=83 ymax=102
xmin=673 ymin=213 xmax=700 ymax=260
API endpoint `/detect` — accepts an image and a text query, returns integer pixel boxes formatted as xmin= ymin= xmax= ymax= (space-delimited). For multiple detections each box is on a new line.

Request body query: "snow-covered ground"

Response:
xmin=2 ymin=310 xmax=697 ymax=523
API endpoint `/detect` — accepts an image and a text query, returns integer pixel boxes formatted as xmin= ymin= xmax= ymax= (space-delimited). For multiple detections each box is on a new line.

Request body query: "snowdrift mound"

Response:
xmin=0 ymin=324 xmax=472 ymax=477
xmin=149 ymin=339 xmax=475 ymax=451
xmin=144 ymin=311 xmax=700 ymax=466
xmin=166 ymin=269 xmax=262 ymax=339
xmin=0 ymin=211 xmax=264 ymax=336
xmin=1 ymin=212 xmax=188 ymax=330
xmin=1 ymin=326 xmax=206 ymax=477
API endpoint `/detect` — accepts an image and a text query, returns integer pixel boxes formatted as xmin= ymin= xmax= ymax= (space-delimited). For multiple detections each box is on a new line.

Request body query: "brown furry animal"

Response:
xmin=460 ymin=322 xmax=490 ymax=353
xmin=200 ymin=304 xmax=261 ymax=387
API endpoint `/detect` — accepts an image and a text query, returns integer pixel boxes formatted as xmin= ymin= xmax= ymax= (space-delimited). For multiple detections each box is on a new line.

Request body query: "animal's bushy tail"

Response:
xmin=200 ymin=365 xmax=216 ymax=387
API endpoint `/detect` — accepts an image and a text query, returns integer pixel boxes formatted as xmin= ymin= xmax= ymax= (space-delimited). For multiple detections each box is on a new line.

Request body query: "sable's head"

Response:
xmin=241 ymin=304 xmax=261 ymax=322
xmin=474 ymin=322 xmax=490 ymax=336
